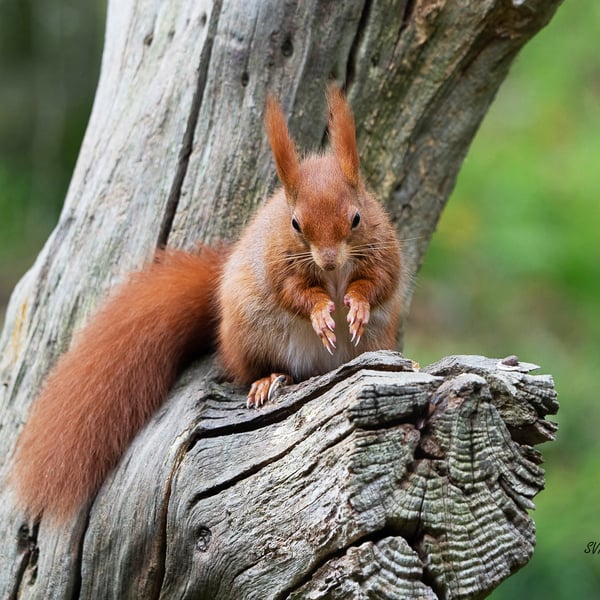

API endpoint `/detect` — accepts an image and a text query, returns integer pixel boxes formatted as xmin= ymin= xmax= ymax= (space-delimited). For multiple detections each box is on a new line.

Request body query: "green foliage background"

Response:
xmin=0 ymin=0 xmax=106 ymax=305
xmin=0 ymin=1 xmax=598 ymax=597
xmin=406 ymin=2 xmax=600 ymax=597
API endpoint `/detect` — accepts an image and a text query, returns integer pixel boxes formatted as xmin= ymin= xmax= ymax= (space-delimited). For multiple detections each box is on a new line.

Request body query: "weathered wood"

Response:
xmin=7 ymin=352 xmax=557 ymax=598
xmin=0 ymin=0 xmax=562 ymax=598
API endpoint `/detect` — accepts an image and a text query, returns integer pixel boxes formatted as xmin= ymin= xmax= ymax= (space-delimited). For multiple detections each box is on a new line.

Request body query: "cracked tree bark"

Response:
xmin=0 ymin=0 xmax=561 ymax=598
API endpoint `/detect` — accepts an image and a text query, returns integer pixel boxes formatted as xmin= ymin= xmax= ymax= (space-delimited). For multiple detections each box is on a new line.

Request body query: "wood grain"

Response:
xmin=32 ymin=351 xmax=557 ymax=598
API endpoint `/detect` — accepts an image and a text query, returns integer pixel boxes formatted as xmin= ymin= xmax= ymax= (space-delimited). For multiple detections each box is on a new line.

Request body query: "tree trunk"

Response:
xmin=0 ymin=0 xmax=561 ymax=598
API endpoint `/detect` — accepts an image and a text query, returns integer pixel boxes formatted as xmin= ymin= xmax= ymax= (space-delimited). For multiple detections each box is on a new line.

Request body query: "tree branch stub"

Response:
xmin=76 ymin=351 xmax=556 ymax=599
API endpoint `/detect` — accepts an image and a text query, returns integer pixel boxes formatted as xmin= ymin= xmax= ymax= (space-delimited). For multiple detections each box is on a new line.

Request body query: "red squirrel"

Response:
xmin=10 ymin=85 xmax=402 ymax=522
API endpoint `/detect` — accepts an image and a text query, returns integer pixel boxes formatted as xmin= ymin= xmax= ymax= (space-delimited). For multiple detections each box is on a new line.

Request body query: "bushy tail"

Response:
xmin=10 ymin=245 xmax=225 ymax=522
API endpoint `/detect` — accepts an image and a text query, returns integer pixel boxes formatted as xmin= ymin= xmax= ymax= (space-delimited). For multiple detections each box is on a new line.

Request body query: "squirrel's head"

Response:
xmin=265 ymin=85 xmax=366 ymax=272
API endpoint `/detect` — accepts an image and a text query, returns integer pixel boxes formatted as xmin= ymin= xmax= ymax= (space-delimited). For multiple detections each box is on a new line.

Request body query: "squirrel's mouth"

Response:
xmin=312 ymin=245 xmax=348 ymax=272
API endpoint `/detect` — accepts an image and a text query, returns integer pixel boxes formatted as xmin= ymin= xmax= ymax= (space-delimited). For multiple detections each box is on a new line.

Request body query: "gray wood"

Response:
xmin=0 ymin=0 xmax=562 ymax=598
xmin=11 ymin=351 xmax=557 ymax=598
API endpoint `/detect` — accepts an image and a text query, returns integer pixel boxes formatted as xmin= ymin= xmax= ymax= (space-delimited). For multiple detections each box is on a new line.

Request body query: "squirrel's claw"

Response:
xmin=247 ymin=373 xmax=293 ymax=408
xmin=321 ymin=334 xmax=336 ymax=354
xmin=310 ymin=300 xmax=337 ymax=354
xmin=268 ymin=374 xmax=289 ymax=402
xmin=344 ymin=293 xmax=370 ymax=347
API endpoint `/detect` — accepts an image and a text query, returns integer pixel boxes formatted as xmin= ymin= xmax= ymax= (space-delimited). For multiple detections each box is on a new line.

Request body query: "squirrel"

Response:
xmin=9 ymin=85 xmax=402 ymax=523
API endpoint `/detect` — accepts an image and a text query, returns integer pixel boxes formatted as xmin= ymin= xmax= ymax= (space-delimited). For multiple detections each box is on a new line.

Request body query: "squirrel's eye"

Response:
xmin=351 ymin=212 xmax=361 ymax=229
xmin=291 ymin=217 xmax=302 ymax=233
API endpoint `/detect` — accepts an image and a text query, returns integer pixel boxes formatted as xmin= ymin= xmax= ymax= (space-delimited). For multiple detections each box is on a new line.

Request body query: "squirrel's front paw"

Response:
xmin=344 ymin=293 xmax=370 ymax=346
xmin=310 ymin=300 xmax=336 ymax=354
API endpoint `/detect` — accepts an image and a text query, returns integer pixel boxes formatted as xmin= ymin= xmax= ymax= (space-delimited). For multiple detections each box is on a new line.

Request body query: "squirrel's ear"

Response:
xmin=327 ymin=84 xmax=360 ymax=188
xmin=265 ymin=95 xmax=300 ymax=201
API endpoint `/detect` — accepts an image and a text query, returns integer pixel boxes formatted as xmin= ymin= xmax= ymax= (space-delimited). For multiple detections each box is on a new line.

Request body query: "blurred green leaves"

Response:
xmin=0 ymin=0 xmax=105 ymax=306
xmin=406 ymin=1 xmax=600 ymax=596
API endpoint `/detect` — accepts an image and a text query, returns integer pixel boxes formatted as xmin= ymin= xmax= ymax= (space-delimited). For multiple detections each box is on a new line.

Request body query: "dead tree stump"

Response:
xmin=4 ymin=352 xmax=556 ymax=598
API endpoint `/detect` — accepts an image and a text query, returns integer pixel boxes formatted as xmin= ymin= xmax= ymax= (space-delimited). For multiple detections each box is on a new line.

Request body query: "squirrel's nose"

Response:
xmin=318 ymin=247 xmax=338 ymax=271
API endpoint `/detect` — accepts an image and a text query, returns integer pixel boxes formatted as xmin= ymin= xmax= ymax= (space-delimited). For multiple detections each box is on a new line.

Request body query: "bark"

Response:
xmin=0 ymin=0 xmax=562 ymax=598
xmin=2 ymin=352 xmax=558 ymax=598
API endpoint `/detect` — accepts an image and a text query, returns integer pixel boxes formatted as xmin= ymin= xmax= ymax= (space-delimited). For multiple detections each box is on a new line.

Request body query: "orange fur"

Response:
xmin=11 ymin=247 xmax=225 ymax=522
xmin=264 ymin=96 xmax=300 ymax=197
xmin=11 ymin=86 xmax=403 ymax=522
xmin=219 ymin=87 xmax=401 ymax=399
xmin=326 ymin=84 xmax=360 ymax=188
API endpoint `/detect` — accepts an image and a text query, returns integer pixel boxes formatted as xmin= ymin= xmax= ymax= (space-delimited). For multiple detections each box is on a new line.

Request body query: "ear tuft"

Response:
xmin=326 ymin=84 xmax=360 ymax=188
xmin=264 ymin=95 xmax=300 ymax=200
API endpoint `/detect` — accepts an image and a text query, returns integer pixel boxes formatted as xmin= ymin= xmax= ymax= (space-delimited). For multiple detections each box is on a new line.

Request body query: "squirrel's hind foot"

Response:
xmin=247 ymin=373 xmax=293 ymax=408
